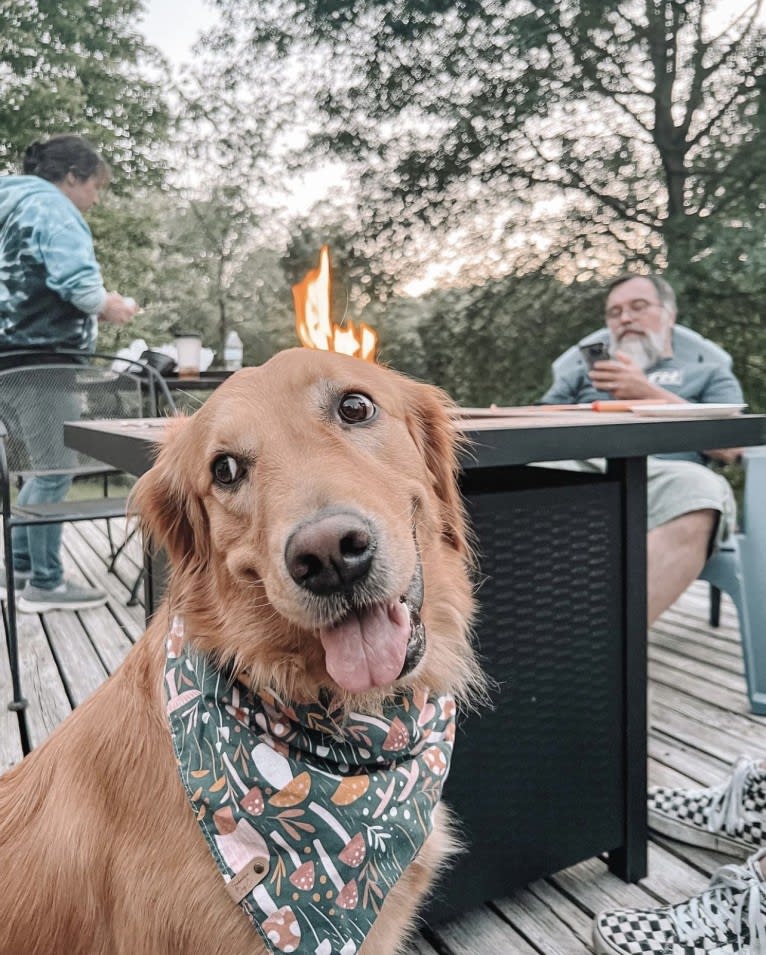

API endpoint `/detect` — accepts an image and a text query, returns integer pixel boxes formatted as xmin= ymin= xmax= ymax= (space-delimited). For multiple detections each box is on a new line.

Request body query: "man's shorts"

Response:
xmin=534 ymin=456 xmax=736 ymax=553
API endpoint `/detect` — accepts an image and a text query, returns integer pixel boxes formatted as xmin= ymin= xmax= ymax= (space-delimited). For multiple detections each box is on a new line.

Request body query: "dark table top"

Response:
xmin=64 ymin=410 xmax=766 ymax=478
xmin=459 ymin=410 xmax=766 ymax=469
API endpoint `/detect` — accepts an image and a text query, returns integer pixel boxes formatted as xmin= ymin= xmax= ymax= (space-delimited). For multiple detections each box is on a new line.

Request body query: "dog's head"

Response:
xmin=133 ymin=348 xmax=481 ymax=707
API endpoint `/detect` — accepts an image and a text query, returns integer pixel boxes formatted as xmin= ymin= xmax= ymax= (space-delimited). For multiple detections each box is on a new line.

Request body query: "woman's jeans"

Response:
xmin=10 ymin=377 xmax=81 ymax=590
xmin=12 ymin=474 xmax=73 ymax=589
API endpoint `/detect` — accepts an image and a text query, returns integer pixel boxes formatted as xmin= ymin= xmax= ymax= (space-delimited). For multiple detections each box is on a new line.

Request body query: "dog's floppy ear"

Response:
xmin=129 ymin=417 xmax=211 ymax=570
xmin=405 ymin=380 xmax=470 ymax=557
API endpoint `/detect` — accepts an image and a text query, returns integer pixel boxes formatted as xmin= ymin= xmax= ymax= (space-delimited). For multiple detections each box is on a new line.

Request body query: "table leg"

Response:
xmin=606 ymin=455 xmax=648 ymax=881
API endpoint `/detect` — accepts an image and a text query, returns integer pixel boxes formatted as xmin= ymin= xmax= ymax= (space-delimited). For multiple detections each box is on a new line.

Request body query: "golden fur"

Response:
xmin=0 ymin=349 xmax=482 ymax=954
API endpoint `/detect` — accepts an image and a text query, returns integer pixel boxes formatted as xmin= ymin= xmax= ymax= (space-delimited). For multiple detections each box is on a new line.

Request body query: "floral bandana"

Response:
xmin=164 ymin=616 xmax=456 ymax=955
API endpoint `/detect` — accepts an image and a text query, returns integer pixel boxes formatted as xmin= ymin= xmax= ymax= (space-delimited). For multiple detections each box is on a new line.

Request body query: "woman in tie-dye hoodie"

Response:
xmin=0 ymin=134 xmax=137 ymax=612
xmin=0 ymin=133 xmax=136 ymax=366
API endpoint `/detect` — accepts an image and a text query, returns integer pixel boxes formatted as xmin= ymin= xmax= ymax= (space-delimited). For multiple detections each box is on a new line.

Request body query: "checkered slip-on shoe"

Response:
xmin=648 ymin=757 xmax=766 ymax=858
xmin=593 ymin=851 xmax=766 ymax=954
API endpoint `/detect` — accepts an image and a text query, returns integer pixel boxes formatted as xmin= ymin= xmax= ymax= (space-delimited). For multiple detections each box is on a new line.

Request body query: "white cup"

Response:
xmin=175 ymin=332 xmax=202 ymax=379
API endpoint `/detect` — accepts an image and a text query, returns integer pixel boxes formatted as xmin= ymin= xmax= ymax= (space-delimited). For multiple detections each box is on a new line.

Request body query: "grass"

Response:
xmin=10 ymin=472 xmax=135 ymax=504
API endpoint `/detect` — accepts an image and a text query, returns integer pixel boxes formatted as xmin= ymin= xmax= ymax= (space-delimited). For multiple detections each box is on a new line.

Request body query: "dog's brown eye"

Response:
xmin=212 ymin=455 xmax=245 ymax=486
xmin=338 ymin=392 xmax=376 ymax=424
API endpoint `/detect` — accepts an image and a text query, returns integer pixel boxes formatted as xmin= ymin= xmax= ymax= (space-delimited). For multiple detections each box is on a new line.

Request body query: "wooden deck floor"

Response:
xmin=2 ymin=518 xmax=764 ymax=954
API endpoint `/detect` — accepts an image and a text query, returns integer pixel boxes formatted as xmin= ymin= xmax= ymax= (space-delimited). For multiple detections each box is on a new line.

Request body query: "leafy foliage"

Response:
xmin=197 ymin=0 xmax=765 ymax=280
xmin=1 ymin=0 xmax=762 ymax=420
xmin=185 ymin=0 xmax=764 ymax=413
xmin=0 ymin=0 xmax=171 ymax=189
xmin=374 ymin=263 xmax=765 ymax=419
xmin=0 ymin=0 xmax=174 ymax=358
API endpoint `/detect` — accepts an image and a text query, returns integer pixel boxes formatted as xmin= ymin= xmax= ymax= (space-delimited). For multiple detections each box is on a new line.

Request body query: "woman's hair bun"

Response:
xmin=19 ymin=134 xmax=108 ymax=184
xmin=22 ymin=141 xmax=44 ymax=174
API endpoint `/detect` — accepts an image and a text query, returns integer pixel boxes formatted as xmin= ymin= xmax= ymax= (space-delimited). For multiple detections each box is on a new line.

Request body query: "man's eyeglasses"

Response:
xmin=605 ymin=299 xmax=663 ymax=322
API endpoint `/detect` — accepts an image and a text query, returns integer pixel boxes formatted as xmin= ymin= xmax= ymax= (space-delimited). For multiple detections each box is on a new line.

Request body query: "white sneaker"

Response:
xmin=648 ymin=757 xmax=766 ymax=858
xmin=18 ymin=580 xmax=107 ymax=612
xmin=594 ymin=851 xmax=766 ymax=954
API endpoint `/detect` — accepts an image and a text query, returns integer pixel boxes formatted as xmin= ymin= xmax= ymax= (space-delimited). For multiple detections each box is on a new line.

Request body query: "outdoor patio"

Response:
xmin=2 ymin=517 xmax=763 ymax=954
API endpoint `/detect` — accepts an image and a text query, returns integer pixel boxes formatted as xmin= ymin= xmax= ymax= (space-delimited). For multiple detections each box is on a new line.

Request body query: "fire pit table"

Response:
xmin=64 ymin=407 xmax=766 ymax=921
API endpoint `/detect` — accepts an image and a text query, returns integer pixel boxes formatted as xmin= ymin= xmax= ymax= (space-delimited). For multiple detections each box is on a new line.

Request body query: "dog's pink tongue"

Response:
xmin=319 ymin=602 xmax=410 ymax=694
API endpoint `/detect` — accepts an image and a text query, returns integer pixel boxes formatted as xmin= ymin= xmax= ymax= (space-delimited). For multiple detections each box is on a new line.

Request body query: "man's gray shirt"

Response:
xmin=539 ymin=355 xmax=744 ymax=464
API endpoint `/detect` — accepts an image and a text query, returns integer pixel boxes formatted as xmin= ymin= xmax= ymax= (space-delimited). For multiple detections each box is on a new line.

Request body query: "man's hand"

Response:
xmin=588 ymin=351 xmax=682 ymax=401
xmin=589 ymin=353 xmax=741 ymax=461
xmin=99 ymin=292 xmax=138 ymax=326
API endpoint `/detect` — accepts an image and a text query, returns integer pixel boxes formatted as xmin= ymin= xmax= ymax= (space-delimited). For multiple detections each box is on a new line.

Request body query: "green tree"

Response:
xmin=102 ymin=188 xmax=258 ymax=361
xmin=88 ymin=192 xmax=169 ymax=355
xmin=170 ymin=187 xmax=260 ymax=358
xmin=197 ymin=0 xmax=765 ymax=280
xmin=0 ymin=0 xmax=174 ymax=357
xmin=0 ymin=0 xmax=171 ymax=187
xmin=189 ymin=0 xmax=764 ymax=418
xmin=112 ymin=190 xmax=299 ymax=366
xmin=404 ymin=271 xmax=602 ymax=405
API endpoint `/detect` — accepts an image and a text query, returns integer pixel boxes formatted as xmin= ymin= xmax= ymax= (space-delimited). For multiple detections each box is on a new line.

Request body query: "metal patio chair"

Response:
xmin=0 ymin=351 xmax=175 ymax=716
xmin=699 ymin=446 xmax=766 ymax=714
xmin=550 ymin=326 xmax=766 ymax=714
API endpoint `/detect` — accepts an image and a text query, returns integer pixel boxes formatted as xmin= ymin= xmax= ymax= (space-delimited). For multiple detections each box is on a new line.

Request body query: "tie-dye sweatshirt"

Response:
xmin=0 ymin=175 xmax=107 ymax=355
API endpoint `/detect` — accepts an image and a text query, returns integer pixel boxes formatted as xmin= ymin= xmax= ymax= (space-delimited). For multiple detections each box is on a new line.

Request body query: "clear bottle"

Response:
xmin=224 ymin=330 xmax=243 ymax=370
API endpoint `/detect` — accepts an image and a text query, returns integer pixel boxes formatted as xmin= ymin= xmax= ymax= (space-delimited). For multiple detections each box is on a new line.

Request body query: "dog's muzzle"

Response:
xmin=312 ymin=556 xmax=426 ymax=695
xmin=283 ymin=509 xmax=427 ymax=694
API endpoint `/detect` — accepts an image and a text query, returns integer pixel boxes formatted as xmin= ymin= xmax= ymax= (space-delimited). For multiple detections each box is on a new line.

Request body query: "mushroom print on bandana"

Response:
xmin=164 ymin=616 xmax=456 ymax=955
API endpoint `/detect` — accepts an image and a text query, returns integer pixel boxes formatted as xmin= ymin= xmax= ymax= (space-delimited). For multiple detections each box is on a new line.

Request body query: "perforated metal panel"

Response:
xmin=0 ymin=363 xmax=149 ymax=476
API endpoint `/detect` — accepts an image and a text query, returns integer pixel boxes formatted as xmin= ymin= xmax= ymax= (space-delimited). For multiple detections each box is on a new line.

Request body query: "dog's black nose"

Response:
xmin=286 ymin=511 xmax=376 ymax=595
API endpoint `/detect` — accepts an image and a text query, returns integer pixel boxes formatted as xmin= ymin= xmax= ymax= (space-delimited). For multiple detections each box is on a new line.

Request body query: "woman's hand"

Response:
xmin=99 ymin=292 xmax=138 ymax=325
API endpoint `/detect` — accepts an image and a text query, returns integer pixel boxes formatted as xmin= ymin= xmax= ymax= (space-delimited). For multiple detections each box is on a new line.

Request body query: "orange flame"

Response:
xmin=292 ymin=245 xmax=378 ymax=362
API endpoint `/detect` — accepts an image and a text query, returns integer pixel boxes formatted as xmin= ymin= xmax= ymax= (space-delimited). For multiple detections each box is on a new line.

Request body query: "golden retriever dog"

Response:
xmin=0 ymin=348 xmax=482 ymax=955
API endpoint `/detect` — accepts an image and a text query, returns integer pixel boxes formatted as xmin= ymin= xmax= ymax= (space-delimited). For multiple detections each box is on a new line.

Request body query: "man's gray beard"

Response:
xmin=609 ymin=328 xmax=665 ymax=371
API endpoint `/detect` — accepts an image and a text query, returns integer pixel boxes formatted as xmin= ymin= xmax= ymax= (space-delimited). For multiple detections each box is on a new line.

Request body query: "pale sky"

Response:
xmin=137 ymin=0 xmax=345 ymax=216
xmin=138 ymin=0 xmax=219 ymax=68
xmin=137 ymin=0 xmax=762 ymax=69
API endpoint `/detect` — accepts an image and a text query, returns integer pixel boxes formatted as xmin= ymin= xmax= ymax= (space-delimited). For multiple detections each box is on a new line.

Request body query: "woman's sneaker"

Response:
xmin=649 ymin=757 xmax=766 ymax=858
xmin=593 ymin=851 xmax=766 ymax=954
xmin=17 ymin=580 xmax=107 ymax=612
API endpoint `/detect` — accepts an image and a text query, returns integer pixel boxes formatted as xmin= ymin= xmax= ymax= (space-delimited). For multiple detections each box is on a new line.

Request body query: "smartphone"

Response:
xmin=579 ymin=342 xmax=611 ymax=370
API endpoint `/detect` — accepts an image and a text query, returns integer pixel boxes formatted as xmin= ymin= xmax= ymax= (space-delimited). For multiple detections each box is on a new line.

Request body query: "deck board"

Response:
xmin=2 ymin=519 xmax=765 ymax=953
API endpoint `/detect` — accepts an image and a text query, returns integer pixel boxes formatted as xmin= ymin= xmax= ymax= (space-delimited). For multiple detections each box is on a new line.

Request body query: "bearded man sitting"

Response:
xmin=539 ymin=272 xmax=743 ymax=626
